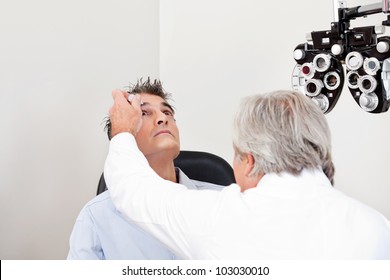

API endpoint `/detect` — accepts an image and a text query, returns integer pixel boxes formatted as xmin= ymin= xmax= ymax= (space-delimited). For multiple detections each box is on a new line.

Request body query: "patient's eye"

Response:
xmin=142 ymin=110 xmax=151 ymax=116
xmin=164 ymin=110 xmax=174 ymax=117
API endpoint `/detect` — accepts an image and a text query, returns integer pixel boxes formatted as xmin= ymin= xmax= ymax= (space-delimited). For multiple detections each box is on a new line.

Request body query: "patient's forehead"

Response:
xmin=139 ymin=93 xmax=174 ymax=112
xmin=139 ymin=92 xmax=164 ymax=102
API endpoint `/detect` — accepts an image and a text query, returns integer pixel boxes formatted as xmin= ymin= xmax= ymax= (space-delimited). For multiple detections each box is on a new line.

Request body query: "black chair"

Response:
xmin=97 ymin=150 xmax=235 ymax=195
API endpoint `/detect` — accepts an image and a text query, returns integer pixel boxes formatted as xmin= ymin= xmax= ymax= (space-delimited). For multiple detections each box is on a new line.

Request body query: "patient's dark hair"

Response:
xmin=104 ymin=77 xmax=173 ymax=140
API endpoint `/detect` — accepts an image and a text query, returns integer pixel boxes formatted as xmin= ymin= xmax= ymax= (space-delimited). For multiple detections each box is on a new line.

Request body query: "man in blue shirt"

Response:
xmin=67 ymin=78 xmax=224 ymax=259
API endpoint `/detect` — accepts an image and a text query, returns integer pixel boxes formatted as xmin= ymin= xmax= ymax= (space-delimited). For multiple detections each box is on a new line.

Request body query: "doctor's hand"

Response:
xmin=109 ymin=89 xmax=143 ymax=138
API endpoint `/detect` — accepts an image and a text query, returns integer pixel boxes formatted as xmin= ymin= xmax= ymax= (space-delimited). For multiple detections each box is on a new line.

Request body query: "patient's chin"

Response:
xmin=156 ymin=141 xmax=179 ymax=155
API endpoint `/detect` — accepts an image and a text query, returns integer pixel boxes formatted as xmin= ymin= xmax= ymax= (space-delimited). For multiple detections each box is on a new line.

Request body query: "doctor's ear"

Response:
xmin=243 ymin=153 xmax=255 ymax=177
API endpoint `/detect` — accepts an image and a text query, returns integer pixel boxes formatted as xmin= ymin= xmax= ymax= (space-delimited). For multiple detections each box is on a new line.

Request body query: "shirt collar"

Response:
xmin=175 ymin=167 xmax=198 ymax=190
xmin=254 ymin=168 xmax=333 ymax=195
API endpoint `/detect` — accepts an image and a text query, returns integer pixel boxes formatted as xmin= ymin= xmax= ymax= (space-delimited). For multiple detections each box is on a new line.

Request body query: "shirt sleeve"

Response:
xmin=104 ymin=132 xmax=225 ymax=259
xmin=67 ymin=207 xmax=104 ymax=260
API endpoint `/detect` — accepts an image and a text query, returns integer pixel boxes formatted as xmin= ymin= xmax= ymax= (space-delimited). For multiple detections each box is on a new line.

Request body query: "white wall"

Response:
xmin=160 ymin=0 xmax=390 ymax=219
xmin=0 ymin=0 xmax=159 ymax=259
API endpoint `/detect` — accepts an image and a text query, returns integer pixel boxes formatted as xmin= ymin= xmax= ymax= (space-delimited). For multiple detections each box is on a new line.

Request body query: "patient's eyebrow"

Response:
xmin=140 ymin=101 xmax=175 ymax=113
xmin=162 ymin=102 xmax=175 ymax=113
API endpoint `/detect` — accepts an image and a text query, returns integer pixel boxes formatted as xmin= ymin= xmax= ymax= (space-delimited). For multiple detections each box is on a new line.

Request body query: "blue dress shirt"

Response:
xmin=67 ymin=168 xmax=224 ymax=259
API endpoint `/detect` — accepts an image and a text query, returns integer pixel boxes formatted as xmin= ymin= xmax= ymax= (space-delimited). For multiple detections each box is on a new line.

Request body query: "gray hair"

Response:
xmin=232 ymin=90 xmax=335 ymax=185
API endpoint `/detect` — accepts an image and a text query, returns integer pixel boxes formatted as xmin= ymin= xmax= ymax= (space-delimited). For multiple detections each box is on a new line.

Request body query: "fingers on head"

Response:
xmin=112 ymin=89 xmax=129 ymax=101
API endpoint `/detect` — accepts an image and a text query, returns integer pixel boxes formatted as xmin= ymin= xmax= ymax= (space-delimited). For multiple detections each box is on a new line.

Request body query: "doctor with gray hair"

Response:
xmin=105 ymin=89 xmax=390 ymax=259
